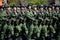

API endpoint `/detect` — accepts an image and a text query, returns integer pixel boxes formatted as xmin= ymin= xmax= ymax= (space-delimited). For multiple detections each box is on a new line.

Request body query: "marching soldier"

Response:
xmin=0 ymin=6 xmax=4 ymax=40
xmin=20 ymin=5 xmax=28 ymax=40
xmin=5 ymin=5 xmax=14 ymax=40
xmin=52 ymin=5 xmax=58 ymax=40
xmin=44 ymin=4 xmax=50 ymax=40
xmin=16 ymin=5 xmax=22 ymax=35
xmin=32 ymin=5 xmax=39 ymax=39
xmin=12 ymin=5 xmax=20 ymax=40
xmin=52 ymin=5 xmax=57 ymax=29
xmin=0 ymin=6 xmax=7 ymax=40
xmin=38 ymin=4 xmax=47 ymax=38
xmin=48 ymin=5 xmax=56 ymax=40
xmin=55 ymin=4 xmax=60 ymax=40
xmin=26 ymin=4 xmax=35 ymax=40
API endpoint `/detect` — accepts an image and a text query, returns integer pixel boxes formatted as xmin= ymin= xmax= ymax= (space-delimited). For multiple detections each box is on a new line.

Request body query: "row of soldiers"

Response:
xmin=0 ymin=4 xmax=60 ymax=40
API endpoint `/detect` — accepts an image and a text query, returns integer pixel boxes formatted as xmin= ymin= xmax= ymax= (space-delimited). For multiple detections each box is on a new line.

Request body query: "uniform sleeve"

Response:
xmin=26 ymin=11 xmax=35 ymax=21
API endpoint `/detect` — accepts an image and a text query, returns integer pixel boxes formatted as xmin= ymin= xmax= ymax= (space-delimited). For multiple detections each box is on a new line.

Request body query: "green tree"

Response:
xmin=59 ymin=0 xmax=60 ymax=3
xmin=7 ymin=0 xmax=47 ymax=5
xmin=8 ymin=0 xmax=20 ymax=5
xmin=28 ymin=0 xmax=47 ymax=5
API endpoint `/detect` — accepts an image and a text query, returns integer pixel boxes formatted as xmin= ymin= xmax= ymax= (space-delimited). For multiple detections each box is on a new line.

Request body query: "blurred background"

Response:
xmin=0 ymin=0 xmax=60 ymax=6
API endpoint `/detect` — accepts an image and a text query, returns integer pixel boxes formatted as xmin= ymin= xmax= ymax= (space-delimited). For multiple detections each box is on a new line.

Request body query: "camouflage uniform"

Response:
xmin=6 ymin=6 xmax=14 ymax=39
xmin=32 ymin=5 xmax=39 ymax=39
xmin=47 ymin=6 xmax=56 ymax=40
xmin=26 ymin=5 xmax=35 ymax=40
xmin=38 ymin=5 xmax=48 ymax=40
xmin=55 ymin=5 xmax=60 ymax=40
xmin=0 ymin=6 xmax=7 ymax=40
xmin=20 ymin=5 xmax=28 ymax=40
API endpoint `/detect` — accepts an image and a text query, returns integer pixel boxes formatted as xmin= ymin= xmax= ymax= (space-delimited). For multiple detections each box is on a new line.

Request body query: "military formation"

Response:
xmin=0 ymin=4 xmax=60 ymax=40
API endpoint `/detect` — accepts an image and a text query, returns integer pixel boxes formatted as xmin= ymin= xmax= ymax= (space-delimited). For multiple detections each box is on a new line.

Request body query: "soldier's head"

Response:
xmin=7 ymin=6 xmax=12 ymax=11
xmin=39 ymin=5 xmax=44 ymax=11
xmin=56 ymin=6 xmax=60 ymax=10
xmin=27 ymin=4 xmax=32 ymax=9
xmin=52 ymin=5 xmax=55 ymax=10
xmin=24 ymin=5 xmax=27 ymax=10
xmin=48 ymin=7 xmax=52 ymax=11
xmin=21 ymin=5 xmax=25 ymax=10
xmin=45 ymin=6 xmax=48 ymax=10
xmin=33 ymin=5 xmax=37 ymax=10
xmin=16 ymin=6 xmax=20 ymax=10
xmin=55 ymin=4 xmax=60 ymax=10
xmin=0 ymin=6 xmax=2 ymax=11
xmin=48 ymin=5 xmax=52 ymax=11
xmin=44 ymin=4 xmax=49 ymax=10
xmin=0 ymin=6 xmax=4 ymax=11
xmin=13 ymin=6 xmax=17 ymax=11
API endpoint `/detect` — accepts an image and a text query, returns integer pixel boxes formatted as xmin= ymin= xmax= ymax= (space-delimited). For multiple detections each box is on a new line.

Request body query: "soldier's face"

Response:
xmin=45 ymin=7 xmax=47 ymax=10
xmin=34 ymin=7 xmax=37 ymax=10
xmin=49 ymin=8 xmax=52 ymax=11
xmin=14 ymin=7 xmax=17 ymax=11
xmin=1 ymin=8 xmax=3 ymax=11
xmin=56 ymin=7 xmax=59 ymax=10
xmin=25 ymin=7 xmax=27 ymax=10
xmin=21 ymin=7 xmax=25 ymax=10
xmin=8 ymin=7 xmax=11 ymax=10
xmin=28 ymin=6 xmax=31 ymax=9
xmin=40 ymin=7 xmax=44 ymax=11
xmin=0 ymin=8 xmax=3 ymax=11
xmin=17 ymin=7 xmax=20 ymax=10
xmin=52 ymin=6 xmax=55 ymax=9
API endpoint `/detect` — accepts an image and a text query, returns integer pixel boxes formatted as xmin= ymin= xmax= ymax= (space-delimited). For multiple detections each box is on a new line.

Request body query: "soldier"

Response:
xmin=25 ymin=4 xmax=35 ymax=40
xmin=32 ymin=5 xmax=39 ymax=39
xmin=12 ymin=5 xmax=20 ymax=40
xmin=16 ymin=5 xmax=22 ymax=33
xmin=0 ymin=6 xmax=4 ymax=40
xmin=0 ymin=6 xmax=1 ymax=37
xmin=5 ymin=5 xmax=14 ymax=40
xmin=0 ymin=6 xmax=7 ymax=40
xmin=15 ymin=5 xmax=21 ymax=37
xmin=52 ymin=5 xmax=57 ymax=32
xmin=38 ymin=5 xmax=44 ymax=39
xmin=20 ymin=5 xmax=28 ymax=40
xmin=38 ymin=5 xmax=48 ymax=40
xmin=48 ymin=5 xmax=56 ymax=40
xmin=24 ymin=5 xmax=27 ymax=11
xmin=44 ymin=4 xmax=49 ymax=11
xmin=55 ymin=4 xmax=60 ymax=40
